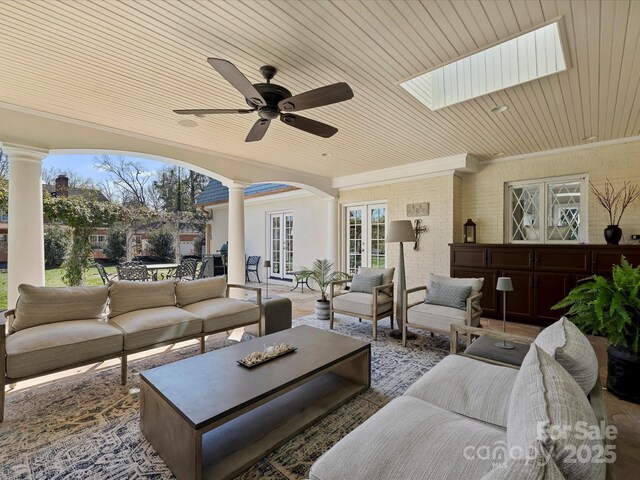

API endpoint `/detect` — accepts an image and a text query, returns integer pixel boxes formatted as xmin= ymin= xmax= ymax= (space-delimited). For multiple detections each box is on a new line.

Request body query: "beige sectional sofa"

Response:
xmin=0 ymin=277 xmax=261 ymax=421
xmin=310 ymin=317 xmax=609 ymax=480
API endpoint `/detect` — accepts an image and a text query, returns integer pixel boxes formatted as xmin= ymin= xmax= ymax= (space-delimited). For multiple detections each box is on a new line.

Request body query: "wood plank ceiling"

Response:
xmin=0 ymin=0 xmax=639 ymax=178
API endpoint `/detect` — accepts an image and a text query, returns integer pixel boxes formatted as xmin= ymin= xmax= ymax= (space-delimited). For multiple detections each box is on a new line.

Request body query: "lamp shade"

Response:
xmin=496 ymin=277 xmax=513 ymax=292
xmin=264 ymin=260 xmax=271 ymax=268
xmin=386 ymin=220 xmax=416 ymax=243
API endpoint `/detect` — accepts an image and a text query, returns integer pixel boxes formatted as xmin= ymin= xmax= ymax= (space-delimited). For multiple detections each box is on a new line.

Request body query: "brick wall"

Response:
xmin=462 ymin=140 xmax=640 ymax=244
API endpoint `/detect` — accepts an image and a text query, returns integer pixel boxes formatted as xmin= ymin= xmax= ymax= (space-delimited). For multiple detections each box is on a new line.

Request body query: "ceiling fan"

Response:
xmin=174 ymin=58 xmax=354 ymax=142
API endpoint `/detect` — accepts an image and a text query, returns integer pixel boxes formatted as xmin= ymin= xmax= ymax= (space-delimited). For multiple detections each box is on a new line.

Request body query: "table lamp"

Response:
xmin=496 ymin=277 xmax=514 ymax=349
xmin=386 ymin=220 xmax=417 ymax=340
xmin=263 ymin=260 xmax=271 ymax=299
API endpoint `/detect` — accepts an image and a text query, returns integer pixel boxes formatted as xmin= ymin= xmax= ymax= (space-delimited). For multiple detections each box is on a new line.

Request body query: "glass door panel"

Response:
xmin=345 ymin=204 xmax=387 ymax=274
xmin=369 ymin=205 xmax=386 ymax=269
xmin=269 ymin=212 xmax=293 ymax=279
xmin=284 ymin=214 xmax=294 ymax=277
xmin=347 ymin=206 xmax=364 ymax=275
xmin=270 ymin=214 xmax=281 ymax=276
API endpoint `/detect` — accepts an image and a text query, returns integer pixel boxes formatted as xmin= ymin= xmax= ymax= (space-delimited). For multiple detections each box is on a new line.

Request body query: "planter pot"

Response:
xmin=604 ymin=225 xmax=623 ymax=245
xmin=607 ymin=344 xmax=640 ymax=404
xmin=315 ymin=300 xmax=330 ymax=320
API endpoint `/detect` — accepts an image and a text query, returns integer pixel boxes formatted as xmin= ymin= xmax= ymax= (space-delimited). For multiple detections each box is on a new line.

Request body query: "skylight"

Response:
xmin=400 ymin=20 xmax=569 ymax=111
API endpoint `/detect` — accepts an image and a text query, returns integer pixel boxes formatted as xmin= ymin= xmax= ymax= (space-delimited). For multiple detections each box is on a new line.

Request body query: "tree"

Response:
xmin=44 ymin=225 xmax=71 ymax=268
xmin=103 ymin=225 xmax=127 ymax=263
xmin=95 ymin=155 xmax=153 ymax=207
xmin=41 ymin=167 xmax=95 ymax=190
xmin=153 ymin=166 xmax=208 ymax=212
xmin=146 ymin=226 xmax=175 ymax=262
xmin=0 ymin=148 xmax=8 ymax=180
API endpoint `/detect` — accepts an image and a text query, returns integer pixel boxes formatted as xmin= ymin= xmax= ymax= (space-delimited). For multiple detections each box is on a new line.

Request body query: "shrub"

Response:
xmin=44 ymin=225 xmax=71 ymax=268
xmin=147 ymin=227 xmax=175 ymax=262
xmin=104 ymin=226 xmax=127 ymax=263
xmin=193 ymin=233 xmax=205 ymax=257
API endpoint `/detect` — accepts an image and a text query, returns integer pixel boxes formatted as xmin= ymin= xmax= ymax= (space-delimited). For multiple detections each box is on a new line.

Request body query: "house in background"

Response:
xmin=196 ymin=180 xmax=329 ymax=281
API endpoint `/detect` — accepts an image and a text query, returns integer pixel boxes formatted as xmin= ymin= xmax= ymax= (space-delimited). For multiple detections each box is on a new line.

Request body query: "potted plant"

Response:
xmin=590 ymin=179 xmax=640 ymax=244
xmin=553 ymin=256 xmax=640 ymax=403
xmin=300 ymin=259 xmax=348 ymax=320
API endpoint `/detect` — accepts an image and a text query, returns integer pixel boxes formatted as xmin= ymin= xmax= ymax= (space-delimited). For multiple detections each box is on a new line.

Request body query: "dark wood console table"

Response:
xmin=450 ymin=243 xmax=640 ymax=327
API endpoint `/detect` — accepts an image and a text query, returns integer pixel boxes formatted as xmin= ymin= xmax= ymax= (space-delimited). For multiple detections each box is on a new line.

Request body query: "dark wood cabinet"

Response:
xmin=451 ymin=244 xmax=640 ymax=327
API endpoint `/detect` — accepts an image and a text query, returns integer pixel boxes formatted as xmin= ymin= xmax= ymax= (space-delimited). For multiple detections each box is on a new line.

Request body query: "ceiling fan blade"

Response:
xmin=246 ymin=119 xmax=271 ymax=142
xmin=278 ymin=82 xmax=353 ymax=112
xmin=280 ymin=114 xmax=338 ymax=138
xmin=207 ymin=58 xmax=266 ymax=107
xmin=173 ymin=109 xmax=255 ymax=115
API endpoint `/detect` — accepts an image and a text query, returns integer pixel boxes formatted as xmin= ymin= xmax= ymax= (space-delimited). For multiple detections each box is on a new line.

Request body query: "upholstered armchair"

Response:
xmin=330 ymin=267 xmax=395 ymax=341
xmin=402 ymin=273 xmax=483 ymax=346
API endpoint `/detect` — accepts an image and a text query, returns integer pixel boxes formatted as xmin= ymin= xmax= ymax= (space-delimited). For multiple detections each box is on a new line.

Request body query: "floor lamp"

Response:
xmin=386 ymin=220 xmax=417 ymax=340
xmin=264 ymin=260 xmax=272 ymax=299
xmin=496 ymin=277 xmax=514 ymax=349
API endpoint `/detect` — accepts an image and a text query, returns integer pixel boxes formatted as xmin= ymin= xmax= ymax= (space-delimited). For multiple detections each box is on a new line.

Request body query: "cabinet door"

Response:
xmin=592 ymin=249 xmax=640 ymax=275
xmin=534 ymin=273 xmax=571 ymax=325
xmin=451 ymin=247 xmax=486 ymax=268
xmin=489 ymin=247 xmax=533 ymax=270
xmin=536 ymin=248 xmax=589 ymax=273
xmin=500 ymin=270 xmax=534 ymax=319
xmin=452 ymin=268 xmax=498 ymax=315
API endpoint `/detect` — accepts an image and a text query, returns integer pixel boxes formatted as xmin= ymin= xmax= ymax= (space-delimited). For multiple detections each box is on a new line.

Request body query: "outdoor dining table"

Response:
xmin=145 ymin=263 xmax=180 ymax=281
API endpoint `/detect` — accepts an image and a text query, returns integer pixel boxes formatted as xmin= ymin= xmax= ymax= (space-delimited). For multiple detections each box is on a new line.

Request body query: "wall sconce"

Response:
xmin=413 ymin=219 xmax=428 ymax=251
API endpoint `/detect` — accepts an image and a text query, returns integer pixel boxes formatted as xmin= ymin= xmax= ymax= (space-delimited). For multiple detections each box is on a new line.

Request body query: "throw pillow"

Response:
xmin=13 ymin=284 xmax=109 ymax=332
xmin=534 ymin=317 xmax=599 ymax=396
xmin=424 ymin=282 xmax=472 ymax=310
xmin=350 ymin=273 xmax=383 ymax=294
xmin=176 ymin=276 xmax=227 ymax=306
xmin=357 ymin=267 xmax=395 ymax=295
xmin=108 ymin=280 xmax=176 ymax=318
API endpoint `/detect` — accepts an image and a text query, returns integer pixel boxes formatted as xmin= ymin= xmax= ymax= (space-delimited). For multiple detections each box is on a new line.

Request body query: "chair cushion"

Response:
xmin=534 ymin=317 xmax=599 ymax=395
xmin=182 ymin=298 xmax=260 ymax=333
xmin=309 ymin=396 xmax=503 ymax=480
xmin=405 ymin=354 xmax=519 ymax=428
xmin=109 ymin=306 xmax=202 ymax=350
xmin=108 ymin=280 xmax=176 ymax=318
xmin=507 ymin=345 xmax=605 ymax=480
xmin=406 ymin=302 xmax=472 ymax=331
xmin=425 ymin=282 xmax=472 ymax=310
xmin=5 ymin=320 xmax=123 ymax=378
xmin=349 ymin=274 xmax=382 ymax=294
xmin=13 ymin=284 xmax=108 ymax=332
xmin=332 ymin=292 xmax=392 ymax=318
xmin=427 ymin=273 xmax=484 ymax=296
xmin=357 ymin=267 xmax=395 ymax=295
xmin=175 ymin=277 xmax=227 ymax=306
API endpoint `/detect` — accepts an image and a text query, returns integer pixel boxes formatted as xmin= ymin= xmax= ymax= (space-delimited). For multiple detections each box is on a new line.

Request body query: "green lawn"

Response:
xmin=0 ymin=265 xmax=117 ymax=310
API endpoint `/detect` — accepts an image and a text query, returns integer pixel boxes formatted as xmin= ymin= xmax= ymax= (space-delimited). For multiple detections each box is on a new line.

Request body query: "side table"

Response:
xmin=245 ymin=295 xmax=292 ymax=337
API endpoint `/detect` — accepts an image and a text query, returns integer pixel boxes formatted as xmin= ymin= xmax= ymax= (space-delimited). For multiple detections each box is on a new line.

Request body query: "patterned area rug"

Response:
xmin=0 ymin=315 xmax=451 ymax=479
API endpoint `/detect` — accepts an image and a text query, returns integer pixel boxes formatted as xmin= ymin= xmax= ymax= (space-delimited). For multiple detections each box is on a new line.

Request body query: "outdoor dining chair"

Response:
xmin=196 ymin=257 xmax=211 ymax=279
xmin=165 ymin=258 xmax=198 ymax=281
xmin=94 ymin=263 xmax=116 ymax=285
xmin=116 ymin=263 xmax=149 ymax=281
xmin=245 ymin=256 xmax=261 ymax=282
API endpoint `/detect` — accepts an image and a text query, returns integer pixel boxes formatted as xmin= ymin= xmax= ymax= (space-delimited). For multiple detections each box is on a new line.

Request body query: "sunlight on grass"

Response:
xmin=0 ymin=265 xmax=117 ymax=310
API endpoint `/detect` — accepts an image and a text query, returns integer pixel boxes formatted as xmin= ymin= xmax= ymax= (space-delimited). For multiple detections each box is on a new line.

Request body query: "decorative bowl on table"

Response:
xmin=237 ymin=343 xmax=297 ymax=368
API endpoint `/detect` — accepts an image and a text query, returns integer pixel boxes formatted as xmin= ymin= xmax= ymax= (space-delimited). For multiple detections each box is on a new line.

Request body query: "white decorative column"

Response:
xmin=326 ymin=197 xmax=339 ymax=266
xmin=5 ymin=144 xmax=48 ymax=308
xmin=226 ymin=181 xmax=246 ymax=298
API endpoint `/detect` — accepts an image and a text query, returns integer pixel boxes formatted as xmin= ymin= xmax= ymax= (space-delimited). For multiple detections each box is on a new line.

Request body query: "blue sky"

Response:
xmin=43 ymin=154 xmax=169 ymax=182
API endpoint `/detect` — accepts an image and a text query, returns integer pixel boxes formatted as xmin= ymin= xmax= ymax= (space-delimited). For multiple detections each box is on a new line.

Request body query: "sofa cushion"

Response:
xmin=109 ymin=306 xmax=202 ymax=350
xmin=406 ymin=302 xmax=472 ymax=330
xmin=349 ymin=274 xmax=382 ymax=294
xmin=357 ymin=267 xmax=395 ymax=295
xmin=108 ymin=280 xmax=176 ymax=318
xmin=332 ymin=292 xmax=392 ymax=317
xmin=182 ymin=298 xmax=260 ymax=333
xmin=405 ymin=354 xmax=519 ymax=428
xmin=480 ymin=453 xmax=566 ymax=480
xmin=13 ymin=284 xmax=108 ymax=332
xmin=5 ymin=320 xmax=123 ymax=378
xmin=309 ymin=396 xmax=503 ymax=480
xmin=534 ymin=317 xmax=599 ymax=395
xmin=425 ymin=282 xmax=472 ymax=310
xmin=175 ymin=277 xmax=227 ymax=307
xmin=507 ymin=345 xmax=605 ymax=480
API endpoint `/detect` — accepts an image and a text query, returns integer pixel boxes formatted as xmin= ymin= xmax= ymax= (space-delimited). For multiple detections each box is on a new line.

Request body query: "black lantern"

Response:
xmin=463 ymin=219 xmax=476 ymax=244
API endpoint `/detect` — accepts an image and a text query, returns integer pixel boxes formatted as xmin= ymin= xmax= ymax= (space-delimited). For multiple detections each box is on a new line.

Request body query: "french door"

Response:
xmin=345 ymin=203 xmax=387 ymax=275
xmin=269 ymin=212 xmax=294 ymax=279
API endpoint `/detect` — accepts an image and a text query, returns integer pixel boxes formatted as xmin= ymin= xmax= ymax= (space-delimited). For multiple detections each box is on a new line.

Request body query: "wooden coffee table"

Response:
xmin=139 ymin=325 xmax=370 ymax=480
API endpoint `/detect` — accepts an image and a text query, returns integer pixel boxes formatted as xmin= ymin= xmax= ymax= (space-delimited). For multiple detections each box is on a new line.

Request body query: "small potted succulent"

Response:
xmin=590 ymin=179 xmax=640 ymax=245
xmin=553 ymin=256 xmax=640 ymax=403
xmin=300 ymin=259 xmax=348 ymax=320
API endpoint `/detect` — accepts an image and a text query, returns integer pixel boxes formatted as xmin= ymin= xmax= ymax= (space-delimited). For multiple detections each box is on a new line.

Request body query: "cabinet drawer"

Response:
xmin=451 ymin=248 xmax=486 ymax=268
xmin=535 ymin=248 xmax=590 ymax=273
xmin=488 ymin=247 xmax=533 ymax=269
xmin=592 ymin=249 xmax=640 ymax=275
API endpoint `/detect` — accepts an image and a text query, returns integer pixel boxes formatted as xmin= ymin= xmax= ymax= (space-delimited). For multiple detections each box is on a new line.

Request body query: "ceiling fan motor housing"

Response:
xmin=249 ymin=82 xmax=292 ymax=119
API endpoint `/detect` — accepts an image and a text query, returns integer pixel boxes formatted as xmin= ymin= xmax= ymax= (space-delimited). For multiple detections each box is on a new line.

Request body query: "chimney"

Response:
xmin=55 ymin=175 xmax=69 ymax=197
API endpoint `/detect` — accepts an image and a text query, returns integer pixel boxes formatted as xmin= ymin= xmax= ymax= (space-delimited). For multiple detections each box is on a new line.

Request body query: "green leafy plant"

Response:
xmin=146 ymin=226 xmax=176 ymax=262
xmin=44 ymin=225 xmax=71 ymax=268
xmin=103 ymin=225 xmax=127 ymax=263
xmin=553 ymin=256 xmax=640 ymax=355
xmin=300 ymin=259 xmax=348 ymax=302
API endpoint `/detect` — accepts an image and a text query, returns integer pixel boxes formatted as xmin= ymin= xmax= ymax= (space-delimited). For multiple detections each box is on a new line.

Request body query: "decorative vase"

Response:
xmin=607 ymin=344 xmax=640 ymax=404
xmin=315 ymin=299 xmax=330 ymax=320
xmin=604 ymin=225 xmax=622 ymax=245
